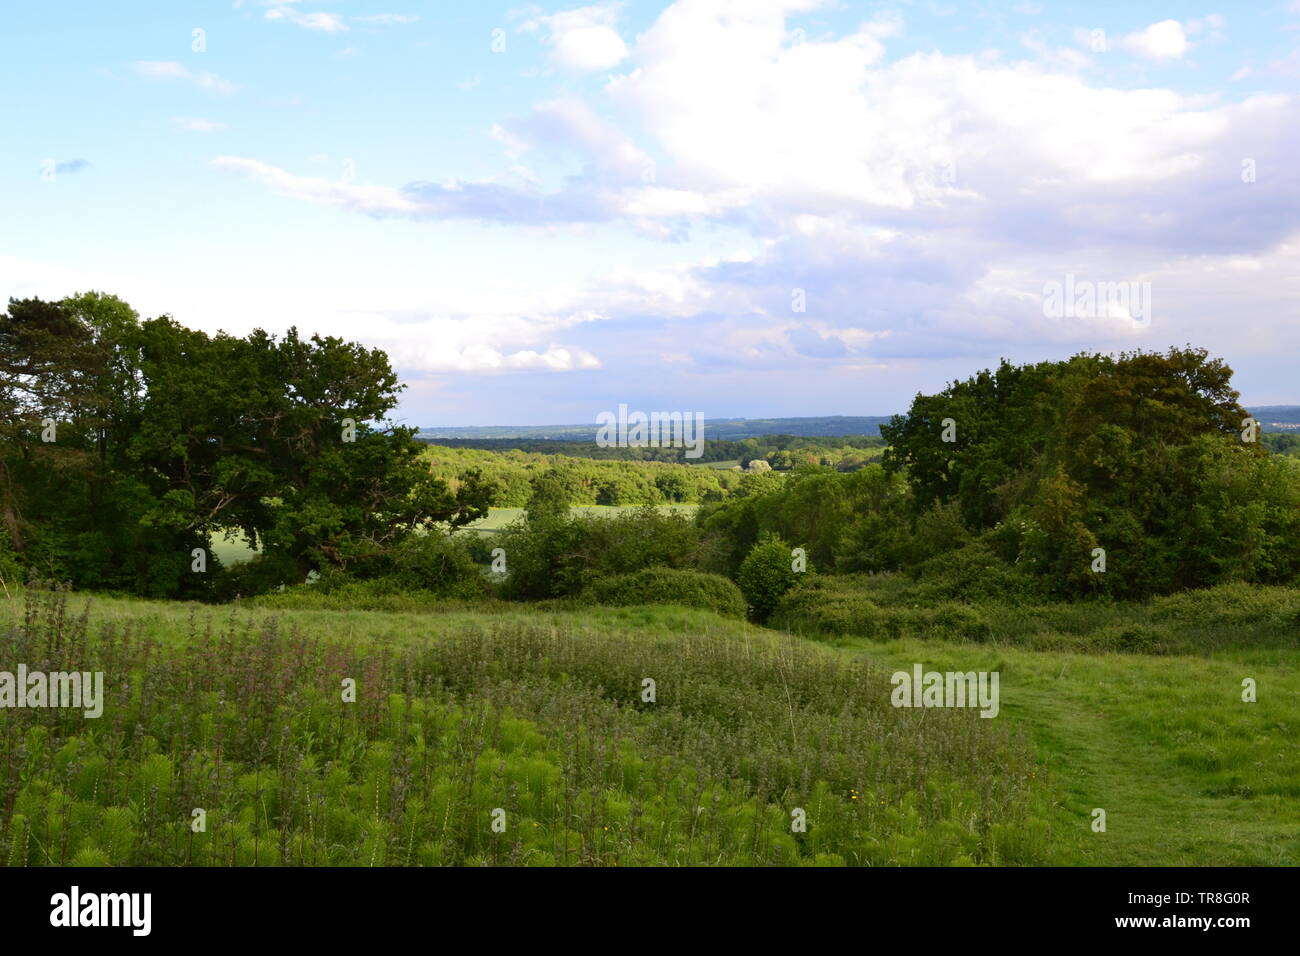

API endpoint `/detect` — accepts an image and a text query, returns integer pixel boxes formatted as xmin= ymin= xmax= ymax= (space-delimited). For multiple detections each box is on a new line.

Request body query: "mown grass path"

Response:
xmin=835 ymin=638 xmax=1300 ymax=865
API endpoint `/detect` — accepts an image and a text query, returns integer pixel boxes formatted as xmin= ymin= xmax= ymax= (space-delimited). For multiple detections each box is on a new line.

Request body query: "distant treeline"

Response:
xmin=419 ymin=433 xmax=886 ymax=466
xmin=417 ymin=415 xmax=892 ymax=441
xmin=421 ymin=437 xmax=886 ymax=507
xmin=302 ymin=348 xmax=1300 ymax=622
xmin=1263 ymin=432 xmax=1300 ymax=456
xmin=423 ymin=445 xmax=736 ymax=506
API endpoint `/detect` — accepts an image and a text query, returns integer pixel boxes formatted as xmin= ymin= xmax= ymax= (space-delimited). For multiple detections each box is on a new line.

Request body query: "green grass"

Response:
xmin=829 ymin=636 xmax=1300 ymax=865
xmin=2 ymin=583 xmax=1293 ymax=866
xmin=0 ymin=589 xmax=1047 ymax=866
xmin=209 ymin=530 xmax=256 ymax=566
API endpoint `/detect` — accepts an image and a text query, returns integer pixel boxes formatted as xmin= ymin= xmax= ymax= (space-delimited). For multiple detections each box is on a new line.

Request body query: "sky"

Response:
xmin=2 ymin=1 xmax=1298 ymax=427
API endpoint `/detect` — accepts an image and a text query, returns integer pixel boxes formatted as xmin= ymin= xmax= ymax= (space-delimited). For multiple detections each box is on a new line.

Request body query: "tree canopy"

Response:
xmin=0 ymin=292 xmax=492 ymax=597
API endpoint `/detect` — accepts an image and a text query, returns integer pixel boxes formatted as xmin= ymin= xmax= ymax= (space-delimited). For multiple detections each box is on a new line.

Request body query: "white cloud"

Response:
xmin=209 ymin=0 xmax=1300 ymax=387
xmin=531 ymin=3 xmax=629 ymax=71
xmin=354 ymin=13 xmax=419 ymax=25
xmin=1119 ymin=20 xmax=1191 ymax=60
xmin=265 ymin=8 xmax=349 ymax=32
xmin=218 ymin=0 xmax=1300 ymax=254
xmin=212 ymin=156 xmax=424 ymax=215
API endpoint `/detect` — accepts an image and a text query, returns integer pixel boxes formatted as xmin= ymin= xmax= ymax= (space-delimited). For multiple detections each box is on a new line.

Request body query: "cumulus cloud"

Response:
xmin=529 ymin=3 xmax=629 ymax=71
xmin=265 ymin=7 xmax=349 ymax=32
xmin=1119 ymin=19 xmax=1191 ymax=60
xmin=209 ymin=0 xmax=1300 ymax=395
xmin=215 ymin=3 xmax=1298 ymax=248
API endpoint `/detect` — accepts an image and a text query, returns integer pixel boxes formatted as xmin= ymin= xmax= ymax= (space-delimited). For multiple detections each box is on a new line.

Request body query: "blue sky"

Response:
xmin=3 ymin=1 xmax=1298 ymax=426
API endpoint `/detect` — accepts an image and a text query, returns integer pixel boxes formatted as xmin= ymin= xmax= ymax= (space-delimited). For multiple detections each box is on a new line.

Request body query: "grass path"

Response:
xmin=835 ymin=637 xmax=1300 ymax=865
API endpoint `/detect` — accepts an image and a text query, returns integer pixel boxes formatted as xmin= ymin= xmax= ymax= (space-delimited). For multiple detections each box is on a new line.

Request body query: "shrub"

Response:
xmin=1089 ymin=625 xmax=1167 ymax=655
xmin=584 ymin=567 xmax=747 ymax=619
xmin=736 ymin=532 xmax=801 ymax=621
xmin=499 ymin=506 xmax=701 ymax=600
xmin=382 ymin=532 xmax=488 ymax=599
xmin=911 ymin=540 xmax=1043 ymax=605
xmin=771 ymin=575 xmax=992 ymax=642
xmin=214 ymin=552 xmax=298 ymax=600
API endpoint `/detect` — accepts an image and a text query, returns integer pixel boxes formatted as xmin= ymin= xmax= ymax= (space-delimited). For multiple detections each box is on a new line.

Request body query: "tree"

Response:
xmin=736 ymin=532 xmax=801 ymax=620
xmin=881 ymin=347 xmax=1290 ymax=596
xmin=654 ymin=471 xmax=691 ymax=503
xmin=0 ymin=293 xmax=495 ymax=595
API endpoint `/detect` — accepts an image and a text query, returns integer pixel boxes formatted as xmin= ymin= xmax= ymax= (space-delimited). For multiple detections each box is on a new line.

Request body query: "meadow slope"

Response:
xmin=1 ymin=589 xmax=1293 ymax=866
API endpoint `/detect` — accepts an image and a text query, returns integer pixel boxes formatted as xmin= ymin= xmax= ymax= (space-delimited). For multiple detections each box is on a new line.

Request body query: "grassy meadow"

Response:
xmin=1 ymin=581 xmax=1294 ymax=866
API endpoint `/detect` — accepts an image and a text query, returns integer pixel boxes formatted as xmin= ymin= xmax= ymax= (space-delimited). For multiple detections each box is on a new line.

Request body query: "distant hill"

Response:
xmin=418 ymin=408 xmax=1299 ymax=441
xmin=1248 ymin=406 xmax=1300 ymax=432
xmin=417 ymin=415 xmax=895 ymax=441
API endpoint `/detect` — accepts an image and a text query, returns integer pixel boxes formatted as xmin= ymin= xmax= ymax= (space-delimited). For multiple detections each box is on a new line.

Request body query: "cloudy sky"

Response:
xmin=3 ymin=1 xmax=1298 ymax=426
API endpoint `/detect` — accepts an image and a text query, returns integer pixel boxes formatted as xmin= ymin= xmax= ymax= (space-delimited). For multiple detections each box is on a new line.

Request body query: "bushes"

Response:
xmin=736 ymin=532 xmax=802 ymax=621
xmin=498 ymin=506 xmax=701 ymax=600
xmin=584 ymin=567 xmax=747 ymax=619
xmin=911 ymin=540 xmax=1044 ymax=605
xmin=246 ymin=531 xmax=489 ymax=607
xmin=771 ymin=576 xmax=993 ymax=642
xmin=382 ymin=532 xmax=489 ymax=599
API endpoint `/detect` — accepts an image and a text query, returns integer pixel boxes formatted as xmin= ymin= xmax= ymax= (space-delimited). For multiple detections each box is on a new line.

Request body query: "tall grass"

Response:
xmin=0 ymin=586 xmax=1050 ymax=866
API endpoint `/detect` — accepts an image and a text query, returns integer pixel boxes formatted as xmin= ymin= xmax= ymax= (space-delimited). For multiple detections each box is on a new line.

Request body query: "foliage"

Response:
xmin=498 ymin=505 xmax=701 ymax=600
xmin=0 ymin=294 xmax=493 ymax=598
xmin=880 ymin=348 xmax=1300 ymax=597
xmin=584 ymin=567 xmax=747 ymax=618
xmin=0 ymin=587 xmax=1048 ymax=867
xmin=736 ymin=532 xmax=802 ymax=621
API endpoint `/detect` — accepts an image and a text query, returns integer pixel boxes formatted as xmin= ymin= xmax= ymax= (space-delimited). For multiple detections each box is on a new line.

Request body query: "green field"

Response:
xmin=837 ymin=636 xmax=1299 ymax=865
xmin=1 ymin=585 xmax=1293 ymax=866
